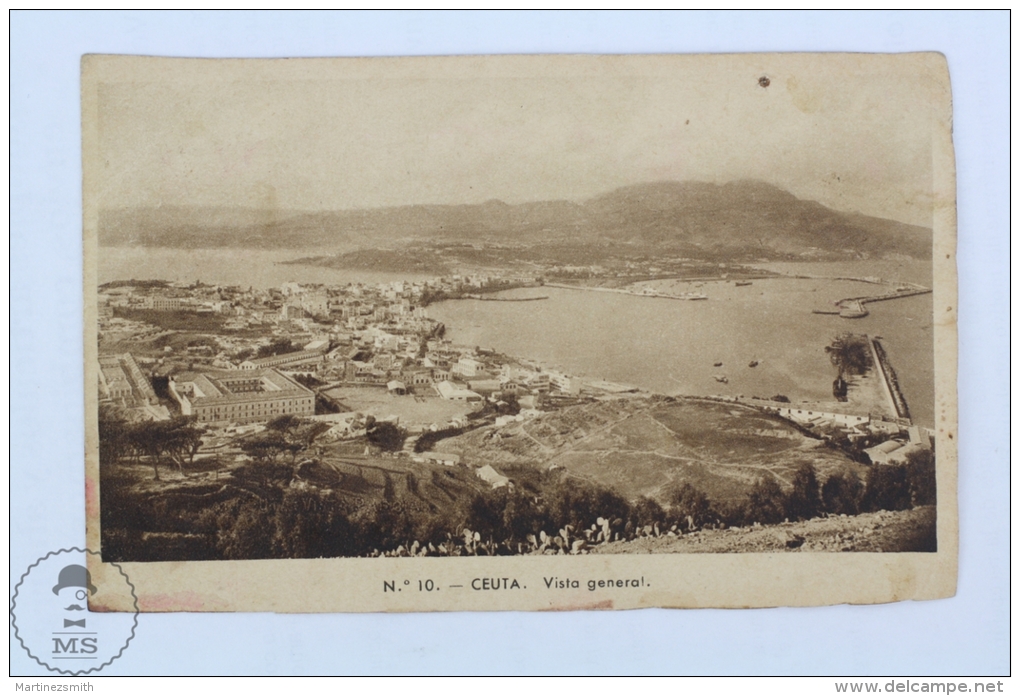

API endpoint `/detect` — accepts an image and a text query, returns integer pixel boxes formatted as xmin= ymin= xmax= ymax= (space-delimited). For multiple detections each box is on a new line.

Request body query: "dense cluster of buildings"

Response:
xmin=98 ymin=353 xmax=170 ymax=420
xmin=96 ymin=275 xmax=593 ymax=430
xmin=97 ymin=275 xmax=929 ymax=472
xmin=765 ymin=405 xmax=933 ymax=464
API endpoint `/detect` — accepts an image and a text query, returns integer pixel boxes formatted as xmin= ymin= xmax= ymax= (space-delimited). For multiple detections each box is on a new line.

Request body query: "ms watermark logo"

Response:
xmin=11 ymin=548 xmax=138 ymax=675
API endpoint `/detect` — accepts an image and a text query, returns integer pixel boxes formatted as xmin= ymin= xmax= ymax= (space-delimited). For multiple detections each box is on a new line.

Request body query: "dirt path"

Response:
xmin=543 ymin=407 xmax=653 ymax=467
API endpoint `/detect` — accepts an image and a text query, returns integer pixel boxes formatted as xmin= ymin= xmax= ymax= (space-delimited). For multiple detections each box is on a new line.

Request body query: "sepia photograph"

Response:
xmin=82 ymin=52 xmax=957 ymax=612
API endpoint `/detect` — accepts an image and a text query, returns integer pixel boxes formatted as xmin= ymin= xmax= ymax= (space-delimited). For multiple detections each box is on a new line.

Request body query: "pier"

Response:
xmin=813 ymin=287 xmax=932 ymax=319
xmin=544 ymin=282 xmax=707 ymax=301
xmin=463 ymin=294 xmax=548 ymax=302
xmin=869 ymin=336 xmax=911 ymax=421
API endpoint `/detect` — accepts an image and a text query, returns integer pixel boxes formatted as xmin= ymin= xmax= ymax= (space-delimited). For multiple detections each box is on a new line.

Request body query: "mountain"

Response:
xmin=98 ymin=181 xmax=932 ymax=261
xmin=581 ymin=181 xmax=932 ymax=259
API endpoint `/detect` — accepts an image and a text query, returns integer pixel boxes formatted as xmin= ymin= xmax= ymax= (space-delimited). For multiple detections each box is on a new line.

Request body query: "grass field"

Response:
xmin=441 ymin=396 xmax=864 ymax=504
xmin=323 ymin=386 xmax=477 ymax=428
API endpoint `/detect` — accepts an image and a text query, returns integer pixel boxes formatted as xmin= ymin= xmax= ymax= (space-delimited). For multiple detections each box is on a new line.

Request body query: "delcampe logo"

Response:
xmin=11 ymin=548 xmax=138 ymax=675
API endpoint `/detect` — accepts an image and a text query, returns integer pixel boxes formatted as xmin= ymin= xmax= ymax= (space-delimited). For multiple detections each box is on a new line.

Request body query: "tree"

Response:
xmin=274 ymin=489 xmax=355 ymax=558
xmin=744 ymin=474 xmax=787 ymax=525
xmin=786 ymin=463 xmax=821 ymax=521
xmin=296 ymin=421 xmax=331 ymax=450
xmin=241 ymin=431 xmax=300 ymax=463
xmin=667 ymin=482 xmax=713 ymax=531
xmin=163 ymin=418 xmax=205 ymax=475
xmin=821 ymin=471 xmax=863 ymax=516
xmin=905 ymin=448 xmax=937 ymax=507
xmin=255 ymin=416 xmax=331 ymax=462
xmin=97 ymin=406 xmax=130 ymax=466
xmin=631 ymin=497 xmax=667 ymax=528
xmin=862 ymin=465 xmax=911 ymax=512
xmin=367 ymin=421 xmax=406 ymax=452
xmin=266 ymin=414 xmax=302 ymax=434
xmin=462 ymin=486 xmax=547 ymax=544
xmin=547 ymin=479 xmax=630 ymax=532
xmin=129 ymin=420 xmax=171 ymax=480
xmin=255 ymin=338 xmax=299 ymax=359
xmin=216 ymin=498 xmax=279 ymax=560
xmin=825 ymin=333 xmax=872 ymax=379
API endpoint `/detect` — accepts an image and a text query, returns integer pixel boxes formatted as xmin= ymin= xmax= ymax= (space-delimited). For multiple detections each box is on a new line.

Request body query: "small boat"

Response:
xmin=714 ymin=375 xmax=728 ymax=384
xmin=748 ymin=360 xmax=759 ymax=368
xmin=735 ymin=281 xmax=753 ymax=287
xmin=713 ymin=361 xmax=723 ymax=367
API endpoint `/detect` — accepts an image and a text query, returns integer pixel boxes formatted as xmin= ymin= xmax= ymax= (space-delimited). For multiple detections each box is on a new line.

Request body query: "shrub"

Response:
xmin=630 ymin=497 xmax=667 ymax=528
xmin=821 ymin=471 xmax=863 ymax=516
xmin=666 ymin=482 xmax=713 ymax=530
xmin=744 ymin=474 xmax=787 ymax=525
xmin=414 ymin=426 xmax=465 ymax=452
xmin=905 ymin=448 xmax=937 ymax=507
xmin=547 ymin=479 xmax=630 ymax=532
xmin=274 ymin=489 xmax=355 ymax=558
xmin=862 ymin=465 xmax=911 ymax=512
xmin=216 ymin=497 xmax=279 ymax=560
xmin=461 ymin=486 xmax=548 ymax=544
xmin=351 ymin=500 xmax=416 ymax=552
xmin=786 ymin=463 xmax=821 ymax=521
xmin=825 ymin=332 xmax=873 ymax=378
xmin=367 ymin=421 xmax=406 ymax=452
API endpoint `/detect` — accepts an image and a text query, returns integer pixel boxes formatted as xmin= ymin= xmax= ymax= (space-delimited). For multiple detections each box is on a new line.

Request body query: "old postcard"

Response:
xmin=83 ymin=53 xmax=957 ymax=612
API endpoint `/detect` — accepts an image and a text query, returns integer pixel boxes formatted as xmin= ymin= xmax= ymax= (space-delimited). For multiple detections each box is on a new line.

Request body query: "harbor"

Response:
xmin=814 ymin=287 xmax=932 ymax=319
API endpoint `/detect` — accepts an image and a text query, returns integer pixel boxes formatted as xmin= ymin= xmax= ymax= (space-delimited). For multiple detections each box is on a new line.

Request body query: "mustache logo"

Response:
xmin=64 ymin=604 xmax=86 ymax=611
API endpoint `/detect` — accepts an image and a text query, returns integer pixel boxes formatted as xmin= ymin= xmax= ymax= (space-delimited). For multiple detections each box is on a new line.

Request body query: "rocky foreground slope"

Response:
xmin=591 ymin=506 xmax=937 ymax=554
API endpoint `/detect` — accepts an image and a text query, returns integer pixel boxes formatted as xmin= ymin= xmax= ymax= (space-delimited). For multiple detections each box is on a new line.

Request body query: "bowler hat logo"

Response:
xmin=52 ymin=565 xmax=98 ymax=597
xmin=11 ymin=548 xmax=138 ymax=675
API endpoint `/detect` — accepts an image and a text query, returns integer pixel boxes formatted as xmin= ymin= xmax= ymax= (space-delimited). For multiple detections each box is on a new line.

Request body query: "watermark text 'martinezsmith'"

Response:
xmin=15 ymin=684 xmax=94 ymax=692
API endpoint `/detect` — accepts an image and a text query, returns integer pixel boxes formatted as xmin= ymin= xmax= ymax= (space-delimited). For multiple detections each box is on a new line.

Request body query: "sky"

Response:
xmin=89 ymin=53 xmax=943 ymax=227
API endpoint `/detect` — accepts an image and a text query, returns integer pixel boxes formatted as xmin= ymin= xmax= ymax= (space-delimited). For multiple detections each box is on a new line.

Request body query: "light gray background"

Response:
xmin=10 ymin=10 xmax=1009 ymax=675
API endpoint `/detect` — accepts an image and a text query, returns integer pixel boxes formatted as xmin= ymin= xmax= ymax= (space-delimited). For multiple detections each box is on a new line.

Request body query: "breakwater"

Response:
xmin=463 ymin=294 xmax=549 ymax=302
xmin=814 ymin=287 xmax=933 ymax=319
xmin=869 ymin=337 xmax=911 ymax=422
xmin=544 ymin=282 xmax=707 ymax=301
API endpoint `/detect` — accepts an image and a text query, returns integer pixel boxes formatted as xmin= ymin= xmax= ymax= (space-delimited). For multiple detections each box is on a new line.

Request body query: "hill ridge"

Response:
xmin=98 ymin=180 xmax=932 ymax=261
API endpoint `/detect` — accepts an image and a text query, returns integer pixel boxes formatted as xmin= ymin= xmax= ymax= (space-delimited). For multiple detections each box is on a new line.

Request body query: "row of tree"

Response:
xmin=214 ymin=454 xmax=934 ymax=559
xmin=99 ymin=407 xmax=204 ymax=480
xmin=102 ymin=448 xmax=937 ymax=561
xmin=99 ymin=410 xmax=338 ymax=480
xmin=733 ymin=451 xmax=936 ymax=527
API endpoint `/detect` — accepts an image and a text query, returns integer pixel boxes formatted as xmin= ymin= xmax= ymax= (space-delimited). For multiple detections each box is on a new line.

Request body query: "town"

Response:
xmin=96 ymin=272 xmax=645 ymax=487
xmin=98 ymin=269 xmax=932 ymax=487
xmin=95 ymin=266 xmax=937 ymax=562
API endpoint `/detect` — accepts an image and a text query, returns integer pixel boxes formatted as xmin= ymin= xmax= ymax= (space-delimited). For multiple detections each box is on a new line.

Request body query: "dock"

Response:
xmin=544 ymin=282 xmax=707 ymax=301
xmin=463 ymin=294 xmax=549 ymax=302
xmin=825 ymin=287 xmax=932 ymax=319
xmin=869 ymin=336 xmax=911 ymax=421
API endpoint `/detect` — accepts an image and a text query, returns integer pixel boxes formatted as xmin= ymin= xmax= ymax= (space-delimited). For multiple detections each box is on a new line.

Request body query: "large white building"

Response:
xmin=436 ymin=380 xmax=482 ymax=403
xmin=169 ymin=368 xmax=315 ymax=424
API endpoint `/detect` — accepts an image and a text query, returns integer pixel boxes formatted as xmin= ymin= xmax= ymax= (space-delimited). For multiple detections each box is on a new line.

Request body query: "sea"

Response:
xmin=428 ymin=261 xmax=935 ymax=428
xmin=98 ymin=247 xmax=935 ymax=427
xmin=98 ymin=246 xmax=427 ymax=289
